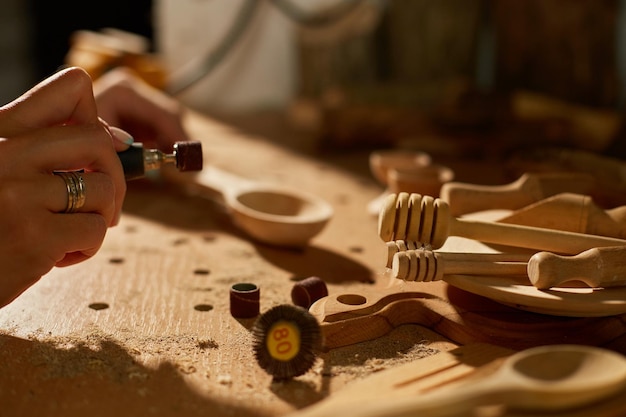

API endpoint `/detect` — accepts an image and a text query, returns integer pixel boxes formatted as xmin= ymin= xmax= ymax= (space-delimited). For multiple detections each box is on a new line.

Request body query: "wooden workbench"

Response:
xmin=0 ymin=110 xmax=451 ymax=416
xmin=1 ymin=110 xmax=625 ymax=416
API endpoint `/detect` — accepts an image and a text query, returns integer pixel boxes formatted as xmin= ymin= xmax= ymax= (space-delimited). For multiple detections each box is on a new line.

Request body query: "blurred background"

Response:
xmin=3 ymin=0 xmax=626 ymax=158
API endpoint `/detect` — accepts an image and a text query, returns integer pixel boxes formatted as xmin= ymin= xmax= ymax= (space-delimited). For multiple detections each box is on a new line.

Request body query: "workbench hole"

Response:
xmin=173 ymin=238 xmax=188 ymax=246
xmin=194 ymin=268 xmax=211 ymax=276
xmin=349 ymin=246 xmax=364 ymax=253
xmin=194 ymin=304 xmax=214 ymax=312
xmin=109 ymin=257 xmax=125 ymax=264
xmin=337 ymin=294 xmax=367 ymax=305
xmin=89 ymin=302 xmax=109 ymax=310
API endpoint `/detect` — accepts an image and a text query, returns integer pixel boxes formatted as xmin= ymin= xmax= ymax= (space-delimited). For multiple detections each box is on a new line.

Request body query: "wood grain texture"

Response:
xmin=290 ymin=343 xmax=626 ymax=417
xmin=0 ymin=110 xmax=390 ymax=417
xmin=1 ymin=110 xmax=625 ymax=417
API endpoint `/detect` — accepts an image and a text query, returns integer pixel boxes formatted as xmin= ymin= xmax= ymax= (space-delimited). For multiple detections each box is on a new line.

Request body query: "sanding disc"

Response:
xmin=252 ymin=304 xmax=321 ymax=379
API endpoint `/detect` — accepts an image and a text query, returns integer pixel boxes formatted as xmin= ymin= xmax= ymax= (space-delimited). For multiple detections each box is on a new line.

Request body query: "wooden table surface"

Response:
xmin=1 ymin=110 xmax=624 ymax=416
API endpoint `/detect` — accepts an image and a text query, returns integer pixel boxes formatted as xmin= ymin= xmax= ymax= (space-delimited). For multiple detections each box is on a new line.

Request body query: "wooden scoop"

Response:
xmin=528 ymin=246 xmax=626 ymax=289
xmin=322 ymin=345 xmax=626 ymax=417
xmin=167 ymin=165 xmax=333 ymax=247
xmin=379 ymin=192 xmax=626 ymax=255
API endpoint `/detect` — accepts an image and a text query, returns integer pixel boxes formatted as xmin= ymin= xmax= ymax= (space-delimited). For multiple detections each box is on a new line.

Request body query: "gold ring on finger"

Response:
xmin=54 ymin=171 xmax=86 ymax=213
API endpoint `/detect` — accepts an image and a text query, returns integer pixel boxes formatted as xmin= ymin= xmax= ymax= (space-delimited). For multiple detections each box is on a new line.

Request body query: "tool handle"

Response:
xmin=117 ymin=143 xmax=145 ymax=180
xmin=528 ymin=246 xmax=626 ymax=289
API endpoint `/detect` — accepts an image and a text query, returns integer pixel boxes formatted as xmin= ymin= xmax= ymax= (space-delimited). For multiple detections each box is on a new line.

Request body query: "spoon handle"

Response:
xmin=298 ymin=376 xmax=509 ymax=417
xmin=185 ymin=165 xmax=254 ymax=202
xmin=528 ymin=246 xmax=626 ymax=289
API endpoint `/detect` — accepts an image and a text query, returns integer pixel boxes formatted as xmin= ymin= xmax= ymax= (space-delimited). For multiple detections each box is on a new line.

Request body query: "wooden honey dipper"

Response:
xmin=378 ymin=192 xmax=626 ymax=255
xmin=391 ymin=248 xmax=529 ymax=281
xmin=385 ymin=240 xmax=530 ymax=268
xmin=528 ymin=246 xmax=626 ymax=289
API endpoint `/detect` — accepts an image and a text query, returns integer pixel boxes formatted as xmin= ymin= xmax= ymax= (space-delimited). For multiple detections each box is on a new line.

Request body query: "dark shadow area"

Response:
xmin=268 ymin=324 xmax=442 ymax=410
xmin=0 ymin=333 xmax=263 ymax=417
xmin=445 ymin=284 xmax=626 ymax=353
xmin=255 ymin=245 xmax=373 ymax=285
xmin=269 ymin=378 xmax=327 ymax=410
xmin=122 ymin=179 xmax=374 ymax=285
xmin=26 ymin=0 xmax=154 ymax=80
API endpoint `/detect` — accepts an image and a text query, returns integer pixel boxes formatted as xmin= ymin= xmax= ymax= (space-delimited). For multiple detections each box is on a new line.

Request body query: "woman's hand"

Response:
xmin=0 ymin=67 xmax=128 ymax=307
xmin=93 ymin=67 xmax=190 ymax=150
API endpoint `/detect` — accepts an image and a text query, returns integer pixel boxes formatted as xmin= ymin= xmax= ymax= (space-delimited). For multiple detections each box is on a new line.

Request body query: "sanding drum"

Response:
xmin=118 ymin=141 xmax=203 ymax=180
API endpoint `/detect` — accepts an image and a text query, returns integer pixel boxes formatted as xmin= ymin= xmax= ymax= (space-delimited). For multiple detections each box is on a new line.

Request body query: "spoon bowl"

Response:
xmin=503 ymin=345 xmax=626 ymax=409
xmin=369 ymin=150 xmax=432 ymax=185
xmin=166 ymin=165 xmax=333 ymax=247
xmin=229 ymin=185 xmax=334 ymax=247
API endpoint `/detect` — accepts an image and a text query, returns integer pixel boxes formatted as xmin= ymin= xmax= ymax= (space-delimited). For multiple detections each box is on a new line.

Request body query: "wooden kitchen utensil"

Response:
xmin=313 ymin=345 xmax=626 ymax=417
xmin=379 ymin=192 xmax=626 ymax=254
xmin=309 ymin=266 xmax=626 ymax=350
xmin=367 ymin=150 xmax=454 ymax=215
xmin=528 ymin=246 xmax=626 ymax=290
xmin=440 ymin=172 xmax=596 ymax=217
xmin=164 ymin=164 xmax=333 ymax=247
xmin=496 ymin=193 xmax=626 ymax=239
xmin=290 ymin=343 xmax=513 ymax=417
xmin=311 ymin=205 xmax=626 ymax=352
xmin=387 ymin=164 xmax=455 ymax=197
xmin=391 ymin=249 xmax=529 ymax=282
xmin=370 ymin=150 xmax=432 ymax=185
xmin=385 ymin=240 xmax=532 ymax=268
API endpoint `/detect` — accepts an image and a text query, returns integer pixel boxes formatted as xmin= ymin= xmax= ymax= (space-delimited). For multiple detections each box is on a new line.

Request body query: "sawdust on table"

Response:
xmin=4 ymin=322 xmax=439 ymax=382
xmin=5 ymin=326 xmax=218 ymax=381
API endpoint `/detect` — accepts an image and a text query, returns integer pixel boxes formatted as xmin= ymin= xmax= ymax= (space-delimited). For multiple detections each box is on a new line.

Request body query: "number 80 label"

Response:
xmin=266 ymin=320 xmax=300 ymax=361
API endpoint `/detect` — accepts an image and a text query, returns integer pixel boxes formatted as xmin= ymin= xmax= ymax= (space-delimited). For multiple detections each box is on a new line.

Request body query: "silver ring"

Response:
xmin=54 ymin=171 xmax=86 ymax=213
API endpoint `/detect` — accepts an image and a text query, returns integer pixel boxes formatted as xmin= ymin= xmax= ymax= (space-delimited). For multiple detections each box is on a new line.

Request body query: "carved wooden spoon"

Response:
xmin=308 ymin=345 xmax=626 ymax=417
xmin=167 ymin=165 xmax=333 ymax=247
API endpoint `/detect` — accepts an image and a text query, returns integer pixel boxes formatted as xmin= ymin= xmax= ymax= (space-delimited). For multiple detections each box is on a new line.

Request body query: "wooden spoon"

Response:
xmin=318 ymin=344 xmax=626 ymax=417
xmin=166 ymin=165 xmax=333 ymax=247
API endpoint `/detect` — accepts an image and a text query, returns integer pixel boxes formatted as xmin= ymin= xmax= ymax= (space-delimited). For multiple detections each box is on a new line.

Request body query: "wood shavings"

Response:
xmin=217 ymin=374 xmax=233 ymax=386
xmin=0 ymin=327 xmax=219 ymax=382
xmin=317 ymin=325 xmax=440 ymax=381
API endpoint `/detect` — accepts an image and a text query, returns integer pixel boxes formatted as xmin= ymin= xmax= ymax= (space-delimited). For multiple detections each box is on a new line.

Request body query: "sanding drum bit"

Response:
xmin=117 ymin=141 xmax=203 ymax=180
